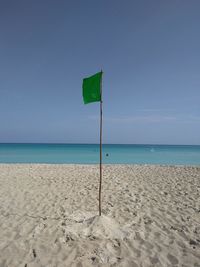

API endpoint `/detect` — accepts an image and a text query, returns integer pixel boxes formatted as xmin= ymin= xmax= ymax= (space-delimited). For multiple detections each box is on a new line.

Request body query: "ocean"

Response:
xmin=0 ymin=143 xmax=200 ymax=165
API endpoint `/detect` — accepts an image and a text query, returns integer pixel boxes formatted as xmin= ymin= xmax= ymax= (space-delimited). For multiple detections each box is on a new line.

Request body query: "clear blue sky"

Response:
xmin=0 ymin=0 xmax=200 ymax=144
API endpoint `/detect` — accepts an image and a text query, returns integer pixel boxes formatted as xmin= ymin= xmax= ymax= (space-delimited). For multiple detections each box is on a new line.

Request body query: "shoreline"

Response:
xmin=0 ymin=162 xmax=200 ymax=166
xmin=1 ymin=160 xmax=199 ymax=168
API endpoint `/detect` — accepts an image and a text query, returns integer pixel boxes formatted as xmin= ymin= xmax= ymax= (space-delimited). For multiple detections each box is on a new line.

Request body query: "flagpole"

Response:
xmin=99 ymin=70 xmax=103 ymax=216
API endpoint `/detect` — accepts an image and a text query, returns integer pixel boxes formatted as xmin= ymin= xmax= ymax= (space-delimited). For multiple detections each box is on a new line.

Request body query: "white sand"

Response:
xmin=0 ymin=164 xmax=200 ymax=267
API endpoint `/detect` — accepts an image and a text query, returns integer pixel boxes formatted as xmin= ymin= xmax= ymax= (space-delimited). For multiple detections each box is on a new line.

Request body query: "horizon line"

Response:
xmin=0 ymin=142 xmax=200 ymax=146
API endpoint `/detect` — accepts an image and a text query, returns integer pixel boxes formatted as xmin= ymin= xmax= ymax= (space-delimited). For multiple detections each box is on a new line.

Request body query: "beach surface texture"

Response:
xmin=0 ymin=164 xmax=200 ymax=267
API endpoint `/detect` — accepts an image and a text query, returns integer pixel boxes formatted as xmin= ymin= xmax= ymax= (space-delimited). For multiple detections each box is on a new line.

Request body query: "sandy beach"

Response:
xmin=0 ymin=164 xmax=199 ymax=267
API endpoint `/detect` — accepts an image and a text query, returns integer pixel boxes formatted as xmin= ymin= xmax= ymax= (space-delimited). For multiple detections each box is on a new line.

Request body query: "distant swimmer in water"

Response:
xmin=106 ymin=153 xmax=109 ymax=157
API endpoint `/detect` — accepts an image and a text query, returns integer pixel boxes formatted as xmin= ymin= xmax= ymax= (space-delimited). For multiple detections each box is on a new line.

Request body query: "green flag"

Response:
xmin=82 ymin=71 xmax=102 ymax=104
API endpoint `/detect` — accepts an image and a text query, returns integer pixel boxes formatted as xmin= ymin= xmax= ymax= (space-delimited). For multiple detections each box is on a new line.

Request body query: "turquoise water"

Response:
xmin=0 ymin=143 xmax=200 ymax=165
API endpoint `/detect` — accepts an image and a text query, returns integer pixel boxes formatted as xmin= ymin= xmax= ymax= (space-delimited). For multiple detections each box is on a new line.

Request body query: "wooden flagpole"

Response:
xmin=99 ymin=70 xmax=103 ymax=216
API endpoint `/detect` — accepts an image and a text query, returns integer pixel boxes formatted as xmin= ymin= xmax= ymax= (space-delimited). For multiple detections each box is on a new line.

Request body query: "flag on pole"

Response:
xmin=82 ymin=72 xmax=102 ymax=104
xmin=82 ymin=70 xmax=103 ymax=216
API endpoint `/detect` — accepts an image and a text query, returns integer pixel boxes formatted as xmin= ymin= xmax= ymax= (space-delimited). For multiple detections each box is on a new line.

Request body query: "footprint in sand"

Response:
xmin=167 ymin=253 xmax=179 ymax=265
